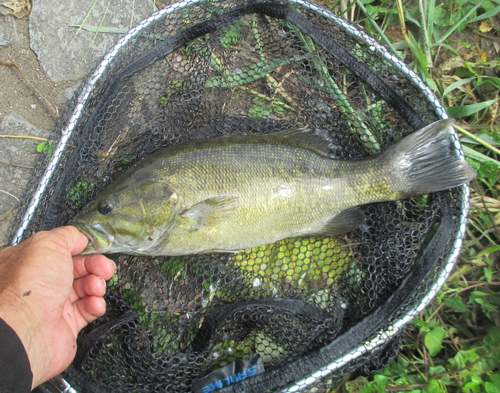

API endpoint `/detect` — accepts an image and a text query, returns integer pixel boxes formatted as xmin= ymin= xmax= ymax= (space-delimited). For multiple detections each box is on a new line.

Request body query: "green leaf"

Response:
xmin=413 ymin=318 xmax=431 ymax=332
xmin=463 ymin=145 xmax=500 ymax=166
xmin=484 ymin=245 xmax=500 ymax=258
xmin=487 ymin=374 xmax=500 ymax=392
xmin=425 ymin=327 xmax=447 ymax=357
xmin=485 ymin=327 xmax=500 ymax=347
xmin=442 ymin=77 xmax=475 ymax=97
xmin=468 ymin=5 xmax=500 ymax=22
xmin=450 ymin=351 xmax=466 ymax=369
xmin=464 ymin=375 xmax=484 ymax=391
xmin=486 ymin=381 xmax=500 ymax=393
xmin=475 ymin=77 xmax=500 ymax=92
xmin=373 ymin=374 xmax=388 ymax=388
xmin=477 ymin=161 xmax=499 ymax=187
xmin=485 ymin=267 xmax=493 ymax=283
xmin=447 ymin=98 xmax=500 ymax=118
xmin=473 ymin=296 xmax=499 ymax=314
xmin=426 ymin=76 xmax=437 ymax=92
xmin=37 ymin=142 xmax=47 ymax=153
xmin=406 ymin=29 xmax=428 ymax=76
xmin=445 ymin=296 xmax=469 ymax=312
xmin=440 ymin=1 xmax=485 ymax=41
xmin=461 ymin=132 xmax=500 ymax=147
xmin=482 ymin=0 xmax=497 ymax=12
xmin=429 ymin=365 xmax=446 ymax=375
xmin=428 ymin=379 xmax=444 ymax=393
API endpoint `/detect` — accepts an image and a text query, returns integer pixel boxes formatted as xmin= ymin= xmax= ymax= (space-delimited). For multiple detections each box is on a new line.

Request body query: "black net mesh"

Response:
xmin=9 ymin=1 xmax=469 ymax=392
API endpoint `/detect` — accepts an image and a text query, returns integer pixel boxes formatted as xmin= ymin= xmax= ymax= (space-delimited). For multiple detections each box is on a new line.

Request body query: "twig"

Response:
xmin=458 ymin=281 xmax=500 ymax=285
xmin=404 ymin=330 xmax=418 ymax=343
xmin=463 ymin=228 xmax=498 ymax=248
xmin=472 ymin=178 xmax=500 ymax=240
xmin=456 ymin=123 xmax=500 ymax=156
xmin=437 ymin=312 xmax=460 ymax=353
xmin=0 ymin=159 xmax=34 ymax=169
xmin=456 ymin=282 xmax=493 ymax=294
xmin=424 ymin=344 xmax=429 ymax=381
xmin=0 ymin=135 xmax=109 ymax=156
xmin=443 ymin=336 xmax=484 ymax=345
xmin=427 ymin=303 xmax=445 ymax=323
xmin=0 ymin=205 xmax=17 ymax=222
xmin=431 ymin=344 xmax=500 ymax=380
xmin=0 ymin=190 xmax=20 ymax=202
xmin=330 ymin=373 xmax=352 ymax=392
xmin=385 ymin=385 xmax=429 ymax=392
xmin=355 ymin=0 xmax=399 ymax=55
xmin=80 ymin=0 xmax=112 ymax=64
xmin=0 ymin=134 xmax=48 ymax=142
xmin=477 ymin=32 xmax=500 ymax=44
xmin=398 ymin=353 xmax=427 ymax=380
xmin=0 ymin=60 xmax=59 ymax=117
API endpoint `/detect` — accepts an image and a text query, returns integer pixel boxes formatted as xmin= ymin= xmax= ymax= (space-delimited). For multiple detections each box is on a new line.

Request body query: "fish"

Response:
xmin=70 ymin=119 xmax=476 ymax=256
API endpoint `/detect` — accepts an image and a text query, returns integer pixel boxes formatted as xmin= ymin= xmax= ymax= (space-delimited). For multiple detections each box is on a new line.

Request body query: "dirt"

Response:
xmin=0 ymin=18 xmax=76 ymax=129
xmin=0 ymin=17 xmax=79 ymax=248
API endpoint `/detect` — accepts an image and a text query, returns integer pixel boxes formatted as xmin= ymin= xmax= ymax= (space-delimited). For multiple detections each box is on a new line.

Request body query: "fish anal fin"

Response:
xmin=306 ymin=207 xmax=365 ymax=237
xmin=181 ymin=196 xmax=239 ymax=231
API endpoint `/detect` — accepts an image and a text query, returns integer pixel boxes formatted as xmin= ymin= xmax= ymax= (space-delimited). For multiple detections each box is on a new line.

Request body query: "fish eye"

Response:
xmin=98 ymin=201 xmax=114 ymax=215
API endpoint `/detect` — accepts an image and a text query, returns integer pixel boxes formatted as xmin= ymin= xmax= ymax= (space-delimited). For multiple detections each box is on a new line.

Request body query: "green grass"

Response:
xmin=316 ymin=0 xmax=500 ymax=392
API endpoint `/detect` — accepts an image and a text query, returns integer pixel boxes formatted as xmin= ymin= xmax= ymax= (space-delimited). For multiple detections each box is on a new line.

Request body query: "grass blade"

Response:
xmin=463 ymin=145 xmax=500 ymax=166
xmin=71 ymin=25 xmax=128 ymax=34
xmin=440 ymin=0 xmax=484 ymax=43
xmin=355 ymin=0 xmax=399 ymax=56
xmin=468 ymin=6 xmax=500 ymax=23
xmin=419 ymin=0 xmax=433 ymax=66
xmin=407 ymin=29 xmax=429 ymax=76
xmin=456 ymin=124 xmax=500 ymax=155
xmin=447 ymin=98 xmax=500 ymax=118
xmin=442 ymin=77 xmax=476 ymax=97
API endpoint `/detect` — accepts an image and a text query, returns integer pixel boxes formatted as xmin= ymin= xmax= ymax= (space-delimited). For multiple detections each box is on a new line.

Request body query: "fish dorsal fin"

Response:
xmin=272 ymin=127 xmax=332 ymax=156
xmin=181 ymin=196 xmax=239 ymax=231
xmin=306 ymin=207 xmax=365 ymax=237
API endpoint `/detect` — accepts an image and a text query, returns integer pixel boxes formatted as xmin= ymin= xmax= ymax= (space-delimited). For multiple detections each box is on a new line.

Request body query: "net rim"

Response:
xmin=13 ymin=0 xmax=471 ymax=391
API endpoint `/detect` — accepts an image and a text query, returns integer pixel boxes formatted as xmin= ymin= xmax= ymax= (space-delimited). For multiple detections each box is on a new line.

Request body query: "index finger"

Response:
xmin=51 ymin=226 xmax=89 ymax=256
xmin=73 ymin=254 xmax=116 ymax=280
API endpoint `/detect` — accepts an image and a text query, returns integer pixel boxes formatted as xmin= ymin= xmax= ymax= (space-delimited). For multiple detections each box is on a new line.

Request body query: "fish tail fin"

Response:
xmin=387 ymin=119 xmax=476 ymax=197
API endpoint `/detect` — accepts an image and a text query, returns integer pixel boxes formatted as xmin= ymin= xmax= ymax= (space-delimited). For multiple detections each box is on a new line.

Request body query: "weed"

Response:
xmin=318 ymin=0 xmax=500 ymax=391
xmin=66 ymin=180 xmax=97 ymax=208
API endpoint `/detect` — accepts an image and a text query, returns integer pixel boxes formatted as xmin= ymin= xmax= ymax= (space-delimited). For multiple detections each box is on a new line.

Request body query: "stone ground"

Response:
xmin=0 ymin=0 xmax=175 ymax=249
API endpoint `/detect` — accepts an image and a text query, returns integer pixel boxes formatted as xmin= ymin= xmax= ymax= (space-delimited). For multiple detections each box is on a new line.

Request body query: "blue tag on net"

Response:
xmin=192 ymin=353 xmax=265 ymax=392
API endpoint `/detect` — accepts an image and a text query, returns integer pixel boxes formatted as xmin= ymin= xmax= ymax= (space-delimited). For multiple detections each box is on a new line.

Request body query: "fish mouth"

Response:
xmin=71 ymin=222 xmax=114 ymax=255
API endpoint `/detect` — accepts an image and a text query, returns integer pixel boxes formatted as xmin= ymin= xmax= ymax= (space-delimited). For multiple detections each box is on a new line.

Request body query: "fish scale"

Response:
xmin=71 ymin=119 xmax=475 ymax=256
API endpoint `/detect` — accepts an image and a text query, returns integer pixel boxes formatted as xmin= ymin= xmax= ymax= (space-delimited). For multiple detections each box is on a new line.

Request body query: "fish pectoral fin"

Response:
xmin=306 ymin=207 xmax=365 ymax=237
xmin=181 ymin=196 xmax=239 ymax=231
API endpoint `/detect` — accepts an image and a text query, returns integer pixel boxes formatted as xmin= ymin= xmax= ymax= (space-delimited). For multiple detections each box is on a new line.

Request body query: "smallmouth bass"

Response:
xmin=71 ymin=119 xmax=476 ymax=255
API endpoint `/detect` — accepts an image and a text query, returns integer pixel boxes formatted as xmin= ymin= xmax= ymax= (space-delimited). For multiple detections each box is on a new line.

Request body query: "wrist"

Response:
xmin=0 ymin=317 xmax=33 ymax=392
xmin=0 ymin=292 xmax=44 ymax=389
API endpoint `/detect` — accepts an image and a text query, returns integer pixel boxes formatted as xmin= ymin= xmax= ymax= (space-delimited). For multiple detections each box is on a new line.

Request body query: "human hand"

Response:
xmin=0 ymin=226 xmax=116 ymax=389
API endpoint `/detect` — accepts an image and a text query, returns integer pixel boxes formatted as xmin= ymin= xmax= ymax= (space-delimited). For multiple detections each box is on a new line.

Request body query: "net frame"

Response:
xmin=11 ymin=1 xmax=471 ymax=392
